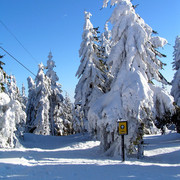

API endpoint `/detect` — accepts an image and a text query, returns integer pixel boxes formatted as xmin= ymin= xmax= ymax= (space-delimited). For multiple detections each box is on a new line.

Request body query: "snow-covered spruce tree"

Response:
xmin=7 ymin=75 xmax=27 ymax=132
xmin=171 ymin=36 xmax=180 ymax=105
xmin=171 ymin=36 xmax=180 ymax=133
xmin=26 ymin=76 xmax=36 ymax=132
xmin=72 ymin=104 xmax=84 ymax=133
xmin=7 ymin=75 xmax=27 ymax=111
xmin=99 ymin=22 xmax=112 ymax=63
xmin=27 ymin=63 xmax=51 ymax=135
xmin=88 ymin=0 xmax=174 ymax=157
xmin=62 ymin=93 xmax=74 ymax=135
xmin=75 ymin=11 xmax=108 ymax=131
xmin=98 ymin=23 xmax=113 ymax=93
xmin=21 ymin=84 xmax=27 ymax=110
xmin=0 ymin=55 xmax=7 ymax=92
xmin=45 ymin=52 xmax=72 ymax=136
xmin=7 ymin=75 xmax=20 ymax=101
xmin=46 ymin=51 xmax=62 ymax=135
xmin=0 ymin=55 xmax=26 ymax=148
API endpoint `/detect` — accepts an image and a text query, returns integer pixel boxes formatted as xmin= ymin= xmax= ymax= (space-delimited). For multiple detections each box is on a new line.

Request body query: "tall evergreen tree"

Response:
xmin=34 ymin=63 xmax=51 ymax=135
xmin=99 ymin=23 xmax=112 ymax=63
xmin=26 ymin=76 xmax=36 ymax=133
xmin=21 ymin=83 xmax=27 ymax=111
xmin=171 ymin=36 xmax=180 ymax=133
xmin=171 ymin=36 xmax=180 ymax=105
xmin=0 ymin=55 xmax=7 ymax=93
xmin=62 ymin=93 xmax=74 ymax=134
xmin=88 ymin=0 xmax=174 ymax=157
xmin=7 ymin=75 xmax=21 ymax=101
xmin=26 ymin=63 xmax=51 ymax=135
xmin=75 ymin=11 xmax=108 ymax=131
xmin=72 ymin=104 xmax=84 ymax=133
xmin=98 ymin=23 xmax=113 ymax=93
xmin=45 ymin=52 xmax=67 ymax=136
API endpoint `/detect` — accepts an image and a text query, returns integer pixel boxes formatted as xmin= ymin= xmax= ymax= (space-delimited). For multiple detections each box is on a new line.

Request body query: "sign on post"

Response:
xmin=118 ymin=120 xmax=128 ymax=162
xmin=118 ymin=121 xmax=128 ymax=135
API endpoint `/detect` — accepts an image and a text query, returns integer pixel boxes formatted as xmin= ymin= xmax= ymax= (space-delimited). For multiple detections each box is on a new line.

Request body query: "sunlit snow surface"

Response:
xmin=0 ymin=132 xmax=179 ymax=180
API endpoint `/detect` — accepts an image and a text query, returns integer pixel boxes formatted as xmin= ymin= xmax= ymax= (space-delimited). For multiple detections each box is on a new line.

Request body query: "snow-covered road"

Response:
xmin=0 ymin=133 xmax=180 ymax=180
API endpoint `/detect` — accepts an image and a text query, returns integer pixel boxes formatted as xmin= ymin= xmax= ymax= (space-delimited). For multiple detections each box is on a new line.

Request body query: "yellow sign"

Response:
xmin=118 ymin=121 xmax=128 ymax=135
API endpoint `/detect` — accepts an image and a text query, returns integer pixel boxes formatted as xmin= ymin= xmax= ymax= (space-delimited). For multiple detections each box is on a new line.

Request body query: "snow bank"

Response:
xmin=0 ymin=92 xmax=10 ymax=106
xmin=0 ymin=132 xmax=179 ymax=180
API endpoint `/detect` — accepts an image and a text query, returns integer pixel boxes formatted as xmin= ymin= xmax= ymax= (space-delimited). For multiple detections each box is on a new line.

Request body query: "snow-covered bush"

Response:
xmin=88 ymin=0 xmax=175 ymax=157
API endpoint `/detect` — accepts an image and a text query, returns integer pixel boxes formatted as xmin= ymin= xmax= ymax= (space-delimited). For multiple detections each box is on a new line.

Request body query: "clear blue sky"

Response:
xmin=0 ymin=0 xmax=180 ymax=101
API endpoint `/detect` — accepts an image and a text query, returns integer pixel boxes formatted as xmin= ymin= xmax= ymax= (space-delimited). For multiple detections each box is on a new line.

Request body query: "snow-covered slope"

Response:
xmin=0 ymin=132 xmax=179 ymax=180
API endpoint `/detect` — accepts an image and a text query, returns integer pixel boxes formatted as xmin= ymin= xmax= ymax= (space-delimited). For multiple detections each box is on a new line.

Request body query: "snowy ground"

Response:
xmin=0 ymin=132 xmax=180 ymax=180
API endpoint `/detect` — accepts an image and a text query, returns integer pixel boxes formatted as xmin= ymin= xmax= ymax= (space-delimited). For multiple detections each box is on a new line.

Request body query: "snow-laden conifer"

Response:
xmin=45 ymin=52 xmax=69 ymax=136
xmin=26 ymin=63 xmax=51 ymax=135
xmin=62 ymin=93 xmax=74 ymax=135
xmin=46 ymin=52 xmax=60 ymax=89
xmin=171 ymin=36 xmax=180 ymax=133
xmin=171 ymin=36 xmax=180 ymax=105
xmin=99 ymin=23 xmax=111 ymax=63
xmin=88 ymin=0 xmax=174 ymax=157
xmin=75 ymin=11 xmax=108 ymax=131
xmin=0 ymin=56 xmax=26 ymax=148
xmin=34 ymin=63 xmax=51 ymax=135
xmin=21 ymin=83 xmax=27 ymax=111
xmin=0 ymin=56 xmax=7 ymax=93
xmin=7 ymin=75 xmax=21 ymax=102
xmin=72 ymin=104 xmax=84 ymax=133
xmin=26 ymin=76 xmax=36 ymax=132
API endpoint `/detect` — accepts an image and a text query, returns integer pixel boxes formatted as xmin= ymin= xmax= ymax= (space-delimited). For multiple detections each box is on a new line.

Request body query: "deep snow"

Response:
xmin=0 ymin=132 xmax=179 ymax=180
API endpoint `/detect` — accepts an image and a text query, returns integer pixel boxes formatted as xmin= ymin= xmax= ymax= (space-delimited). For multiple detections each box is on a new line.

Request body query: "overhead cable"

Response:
xmin=0 ymin=19 xmax=38 ymax=64
xmin=0 ymin=46 xmax=36 ymax=77
xmin=0 ymin=47 xmax=73 ymax=99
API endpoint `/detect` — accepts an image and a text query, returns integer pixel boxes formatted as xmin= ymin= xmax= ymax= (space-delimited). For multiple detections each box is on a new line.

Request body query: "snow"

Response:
xmin=0 ymin=132 xmax=179 ymax=180
xmin=0 ymin=92 xmax=10 ymax=106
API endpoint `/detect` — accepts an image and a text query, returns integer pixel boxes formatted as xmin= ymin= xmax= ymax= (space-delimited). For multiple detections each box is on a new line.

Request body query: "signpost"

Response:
xmin=118 ymin=120 xmax=128 ymax=162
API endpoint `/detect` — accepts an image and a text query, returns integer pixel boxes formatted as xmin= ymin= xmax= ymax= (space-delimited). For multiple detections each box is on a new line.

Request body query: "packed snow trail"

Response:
xmin=0 ymin=133 xmax=179 ymax=180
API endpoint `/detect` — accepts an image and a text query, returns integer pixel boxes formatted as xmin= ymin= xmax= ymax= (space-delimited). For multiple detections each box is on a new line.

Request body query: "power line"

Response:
xmin=0 ymin=19 xmax=39 ymax=64
xmin=0 ymin=46 xmax=74 ymax=101
xmin=0 ymin=46 xmax=36 ymax=77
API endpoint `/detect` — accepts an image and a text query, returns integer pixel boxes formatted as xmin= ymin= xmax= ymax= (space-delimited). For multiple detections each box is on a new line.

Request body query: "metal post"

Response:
xmin=121 ymin=135 xmax=125 ymax=162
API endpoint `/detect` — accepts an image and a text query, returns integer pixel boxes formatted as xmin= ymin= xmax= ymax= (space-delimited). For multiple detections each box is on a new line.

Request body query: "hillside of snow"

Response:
xmin=0 ymin=132 xmax=180 ymax=180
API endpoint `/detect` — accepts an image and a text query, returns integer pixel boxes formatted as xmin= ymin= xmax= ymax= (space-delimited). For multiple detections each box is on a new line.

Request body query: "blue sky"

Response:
xmin=0 ymin=0 xmax=180 ymax=100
